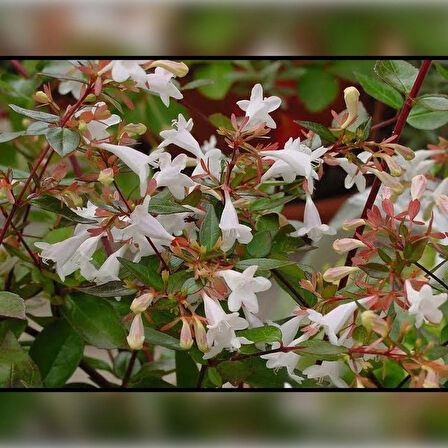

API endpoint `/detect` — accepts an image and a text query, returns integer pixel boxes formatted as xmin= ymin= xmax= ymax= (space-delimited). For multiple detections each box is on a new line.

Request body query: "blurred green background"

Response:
xmin=2 ymin=1 xmax=448 ymax=445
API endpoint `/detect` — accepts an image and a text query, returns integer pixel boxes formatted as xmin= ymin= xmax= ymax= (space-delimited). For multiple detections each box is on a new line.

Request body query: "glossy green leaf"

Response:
xmin=46 ymin=127 xmax=80 ymax=156
xmin=194 ymin=61 xmax=233 ymax=100
xmin=246 ymin=231 xmax=272 ymax=258
xmin=199 ymin=205 xmax=219 ymax=250
xmin=75 ymin=281 xmax=137 ymax=298
xmin=118 ymin=257 xmax=164 ymax=290
xmin=417 ymin=94 xmax=448 ymax=111
xmin=175 ymin=351 xmax=199 ymax=387
xmin=0 ymin=292 xmax=26 ymax=320
xmin=297 ymin=69 xmax=339 ymax=112
xmin=355 ymin=72 xmax=403 ymax=109
xmin=235 ymin=258 xmax=294 ymax=270
xmin=407 ymin=104 xmax=448 ymax=130
xmin=237 ymin=325 xmax=282 ymax=343
xmin=298 ymin=340 xmax=349 ymax=361
xmin=9 ymin=104 xmax=59 ymax=123
xmin=374 ymin=60 xmax=418 ymax=93
xmin=294 ymin=120 xmax=337 ymax=143
xmin=144 ymin=325 xmax=183 ymax=351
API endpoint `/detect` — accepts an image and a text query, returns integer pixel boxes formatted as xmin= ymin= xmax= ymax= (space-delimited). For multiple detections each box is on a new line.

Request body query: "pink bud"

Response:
xmin=381 ymin=186 xmax=393 ymax=200
xmin=130 ymin=293 xmax=153 ymax=314
xmin=411 ymin=175 xmax=427 ymax=201
xmin=180 ymin=318 xmax=193 ymax=350
xmin=361 ymin=311 xmax=388 ymax=337
xmin=383 ymin=155 xmax=402 ymax=177
xmin=127 ymin=314 xmax=145 ymax=350
xmin=333 ymin=238 xmax=367 ymax=254
xmin=323 ymin=266 xmax=359 ymax=284
xmin=436 ymin=194 xmax=448 ymax=218
xmin=342 ymin=219 xmax=365 ymax=231
xmin=193 ymin=317 xmax=209 ymax=353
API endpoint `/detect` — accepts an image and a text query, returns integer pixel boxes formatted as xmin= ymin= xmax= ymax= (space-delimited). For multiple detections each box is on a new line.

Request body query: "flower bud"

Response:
xmin=340 ymin=86 xmax=360 ymax=129
xmin=98 ymin=168 xmax=115 ymax=186
xmin=34 ymin=91 xmax=50 ymax=103
xmin=193 ymin=316 xmax=209 ymax=353
xmin=85 ymin=94 xmax=97 ymax=103
xmin=342 ymin=218 xmax=365 ymax=231
xmin=180 ymin=318 xmax=194 ymax=350
xmin=333 ymin=238 xmax=367 ymax=254
xmin=127 ymin=313 xmax=145 ymax=350
xmin=436 ymin=194 xmax=448 ymax=218
xmin=121 ymin=123 xmax=147 ymax=136
xmin=323 ymin=266 xmax=359 ymax=284
xmin=411 ymin=174 xmax=427 ymax=201
xmin=382 ymin=155 xmax=402 ymax=177
xmin=148 ymin=60 xmax=189 ymax=77
xmin=381 ymin=186 xmax=393 ymax=200
xmin=78 ymin=120 xmax=87 ymax=132
xmin=130 ymin=293 xmax=153 ymax=314
xmin=366 ymin=168 xmax=403 ymax=194
xmin=386 ymin=143 xmax=415 ymax=161
xmin=361 ymin=311 xmax=388 ymax=337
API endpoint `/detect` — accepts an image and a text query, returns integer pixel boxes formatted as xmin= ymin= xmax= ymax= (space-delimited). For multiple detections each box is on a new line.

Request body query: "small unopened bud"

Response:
xmin=180 ymin=318 xmax=193 ymax=350
xmin=323 ymin=266 xmax=359 ymax=284
xmin=127 ymin=314 xmax=145 ymax=350
xmin=98 ymin=168 xmax=115 ymax=186
xmin=386 ymin=143 xmax=415 ymax=161
xmin=366 ymin=168 xmax=403 ymax=194
xmin=333 ymin=238 xmax=367 ymax=254
xmin=361 ymin=311 xmax=388 ymax=337
xmin=78 ymin=120 xmax=87 ymax=132
xmin=85 ymin=94 xmax=97 ymax=103
xmin=381 ymin=186 xmax=393 ymax=200
xmin=130 ymin=293 xmax=153 ymax=314
xmin=382 ymin=155 xmax=402 ymax=177
xmin=121 ymin=122 xmax=147 ymax=136
xmin=34 ymin=91 xmax=50 ymax=103
xmin=340 ymin=86 xmax=360 ymax=129
xmin=148 ymin=60 xmax=189 ymax=77
xmin=65 ymin=191 xmax=83 ymax=207
xmin=193 ymin=316 xmax=209 ymax=353
xmin=186 ymin=156 xmax=197 ymax=168
xmin=436 ymin=194 xmax=448 ymax=218
xmin=411 ymin=175 xmax=427 ymax=201
xmin=342 ymin=219 xmax=365 ymax=231
xmin=161 ymin=270 xmax=170 ymax=285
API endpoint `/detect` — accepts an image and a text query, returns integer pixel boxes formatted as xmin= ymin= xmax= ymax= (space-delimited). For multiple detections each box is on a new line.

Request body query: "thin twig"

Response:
xmin=272 ymin=269 xmax=309 ymax=307
xmin=122 ymin=350 xmax=137 ymax=387
xmin=196 ymin=364 xmax=208 ymax=388
xmin=414 ymin=261 xmax=448 ymax=291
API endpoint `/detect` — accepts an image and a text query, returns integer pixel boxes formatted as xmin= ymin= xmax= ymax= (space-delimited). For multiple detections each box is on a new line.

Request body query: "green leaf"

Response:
xmin=0 ymin=292 xmax=25 ymax=320
xmin=30 ymin=195 xmax=97 ymax=224
xmin=235 ymin=258 xmax=294 ymax=270
xmin=9 ymin=104 xmax=59 ymax=123
xmin=217 ymin=360 xmax=252 ymax=385
xmin=175 ymin=351 xmax=199 ymax=387
xmin=29 ymin=320 xmax=84 ymax=388
xmin=147 ymin=200 xmax=191 ymax=214
xmin=237 ymin=325 xmax=282 ymax=343
xmin=118 ymin=257 xmax=164 ymax=291
xmin=359 ymin=262 xmax=389 ymax=279
xmin=298 ymin=340 xmax=348 ymax=361
xmin=26 ymin=121 xmax=50 ymax=135
xmin=355 ymin=72 xmax=403 ymax=109
xmin=404 ymin=238 xmax=428 ymax=263
xmin=294 ymin=120 xmax=337 ymax=143
xmin=199 ymin=205 xmax=219 ymax=250
xmin=194 ymin=61 xmax=233 ymax=100
xmin=62 ymin=293 xmax=127 ymax=349
xmin=0 ymin=131 xmax=25 ymax=143
xmin=246 ymin=231 xmax=272 ymax=258
xmin=407 ymin=104 xmax=448 ymax=130
xmin=113 ymin=351 xmax=141 ymax=379
xmin=297 ymin=69 xmax=339 ymax=112
xmin=144 ymin=326 xmax=183 ymax=351
xmin=75 ymin=281 xmax=137 ymax=298
xmin=374 ymin=60 xmax=418 ymax=94
xmin=417 ymin=94 xmax=448 ymax=111
xmin=181 ymin=277 xmax=203 ymax=295
xmin=209 ymin=113 xmax=232 ymax=129
xmin=0 ymin=331 xmax=42 ymax=387
xmin=46 ymin=127 xmax=80 ymax=156
xmin=435 ymin=62 xmax=448 ymax=81
xmin=181 ymin=79 xmax=214 ymax=90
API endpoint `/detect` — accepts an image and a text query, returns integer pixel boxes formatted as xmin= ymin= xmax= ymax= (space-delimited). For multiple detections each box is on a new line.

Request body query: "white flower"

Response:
xmin=192 ymin=137 xmax=223 ymax=180
xmin=59 ymin=79 xmax=83 ymax=100
xmin=137 ymin=67 xmax=183 ymax=107
xmin=202 ymin=292 xmax=250 ymax=360
xmin=303 ymin=361 xmax=348 ymax=388
xmin=99 ymin=60 xmax=149 ymax=83
xmin=153 ymin=153 xmax=195 ymax=200
xmin=156 ymin=212 xmax=192 ymax=236
xmin=261 ymin=315 xmax=306 ymax=383
xmin=397 ymin=149 xmax=444 ymax=181
xmin=307 ymin=297 xmax=371 ymax=346
xmin=405 ymin=280 xmax=447 ymax=328
xmin=76 ymin=102 xmax=121 ymax=141
xmin=158 ymin=114 xmax=203 ymax=159
xmin=127 ymin=313 xmax=145 ymax=350
xmin=219 ymin=190 xmax=253 ymax=251
xmin=290 ymin=193 xmax=335 ymax=242
xmin=237 ymin=83 xmax=281 ymax=129
xmin=218 ymin=265 xmax=271 ymax=313
xmin=336 ymin=153 xmax=370 ymax=193
xmin=261 ymin=137 xmax=313 ymax=181
xmin=98 ymin=143 xmax=157 ymax=196
xmin=57 ymin=63 xmax=85 ymax=99
xmin=123 ymin=196 xmax=174 ymax=250
xmin=86 ymin=244 xmax=129 ymax=285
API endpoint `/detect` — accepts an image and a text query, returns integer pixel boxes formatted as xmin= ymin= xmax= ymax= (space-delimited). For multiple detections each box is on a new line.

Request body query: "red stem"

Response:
xmin=8 ymin=60 xmax=30 ymax=78
xmin=338 ymin=60 xmax=432 ymax=289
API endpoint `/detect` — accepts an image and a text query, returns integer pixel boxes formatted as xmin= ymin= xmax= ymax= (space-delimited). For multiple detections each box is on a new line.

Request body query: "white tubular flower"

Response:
xmin=405 ymin=280 xmax=447 ymax=328
xmin=397 ymin=149 xmax=444 ymax=181
xmin=218 ymin=190 xmax=253 ymax=251
xmin=261 ymin=137 xmax=313 ymax=180
xmin=340 ymin=86 xmax=360 ymax=130
xmin=158 ymin=114 xmax=203 ymax=159
xmin=336 ymin=153 xmax=370 ymax=193
xmin=436 ymin=194 xmax=448 ymax=218
xmin=127 ymin=313 xmax=145 ymax=350
xmin=237 ymin=83 xmax=281 ymax=129
xmin=153 ymin=153 xmax=196 ymax=200
xmin=261 ymin=315 xmax=306 ymax=383
xmin=290 ymin=194 xmax=336 ymax=242
xmin=218 ymin=265 xmax=272 ymax=313
xmin=202 ymin=292 xmax=250 ymax=360
xmin=156 ymin=212 xmax=193 ymax=236
xmin=87 ymin=244 xmax=129 ymax=285
xmin=76 ymin=102 xmax=121 ymax=141
xmin=332 ymin=238 xmax=367 ymax=254
xmin=192 ymin=137 xmax=223 ymax=180
xmin=98 ymin=143 xmax=153 ymax=196
xmin=307 ymin=297 xmax=370 ymax=346
xmin=99 ymin=60 xmax=149 ymax=83
xmin=303 ymin=361 xmax=349 ymax=388
xmin=124 ymin=196 xmax=174 ymax=247
xmin=137 ymin=67 xmax=183 ymax=107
